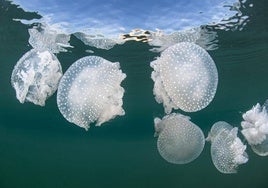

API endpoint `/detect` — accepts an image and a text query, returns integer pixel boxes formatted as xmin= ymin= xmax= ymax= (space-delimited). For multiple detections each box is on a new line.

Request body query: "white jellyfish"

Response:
xmin=154 ymin=113 xmax=205 ymax=164
xmin=57 ymin=56 xmax=126 ymax=130
xmin=148 ymin=28 xmax=201 ymax=52
xmin=28 ymin=24 xmax=71 ymax=53
xmin=11 ymin=49 xmax=63 ymax=106
xmin=73 ymin=32 xmax=124 ymax=50
xmin=241 ymin=100 xmax=268 ymax=156
xmin=206 ymin=121 xmax=248 ymax=174
xmin=151 ymin=42 xmax=218 ymax=113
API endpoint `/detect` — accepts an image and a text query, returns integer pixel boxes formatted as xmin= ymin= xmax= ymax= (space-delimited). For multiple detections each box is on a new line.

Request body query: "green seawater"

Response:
xmin=1 ymin=0 xmax=268 ymax=187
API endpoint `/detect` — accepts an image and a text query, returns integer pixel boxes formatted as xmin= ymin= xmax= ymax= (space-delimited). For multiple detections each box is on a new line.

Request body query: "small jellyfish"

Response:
xmin=11 ymin=49 xmax=62 ymax=106
xmin=57 ymin=56 xmax=126 ymax=130
xmin=73 ymin=32 xmax=124 ymax=50
xmin=207 ymin=121 xmax=248 ymax=174
xmin=150 ymin=42 xmax=218 ymax=113
xmin=154 ymin=113 xmax=205 ymax=164
xmin=148 ymin=28 xmax=201 ymax=52
xmin=241 ymin=100 xmax=268 ymax=156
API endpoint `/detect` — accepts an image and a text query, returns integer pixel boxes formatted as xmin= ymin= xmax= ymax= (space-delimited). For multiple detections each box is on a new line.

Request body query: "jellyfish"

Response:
xmin=11 ymin=49 xmax=63 ymax=106
xmin=207 ymin=121 xmax=248 ymax=174
xmin=150 ymin=42 xmax=218 ymax=113
xmin=29 ymin=24 xmax=71 ymax=53
xmin=148 ymin=28 xmax=201 ymax=52
xmin=74 ymin=32 xmax=124 ymax=50
xmin=241 ymin=100 xmax=268 ymax=156
xmin=57 ymin=56 xmax=126 ymax=130
xmin=154 ymin=113 xmax=205 ymax=164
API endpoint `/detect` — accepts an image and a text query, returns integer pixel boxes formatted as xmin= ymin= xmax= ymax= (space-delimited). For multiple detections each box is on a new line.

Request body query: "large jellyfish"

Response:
xmin=206 ymin=121 xmax=248 ymax=174
xmin=151 ymin=42 xmax=218 ymax=113
xmin=241 ymin=100 xmax=268 ymax=156
xmin=57 ymin=56 xmax=126 ymax=130
xmin=154 ymin=113 xmax=205 ymax=164
xmin=11 ymin=49 xmax=63 ymax=106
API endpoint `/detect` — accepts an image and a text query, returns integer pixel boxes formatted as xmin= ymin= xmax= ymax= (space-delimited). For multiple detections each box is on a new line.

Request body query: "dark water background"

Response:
xmin=0 ymin=0 xmax=268 ymax=187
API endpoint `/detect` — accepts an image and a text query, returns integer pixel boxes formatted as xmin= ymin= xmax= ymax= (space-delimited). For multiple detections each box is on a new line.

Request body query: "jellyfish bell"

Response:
xmin=11 ymin=49 xmax=62 ymax=106
xmin=207 ymin=121 xmax=248 ymax=174
xmin=206 ymin=121 xmax=233 ymax=142
xmin=251 ymin=139 xmax=268 ymax=156
xmin=150 ymin=42 xmax=218 ymax=113
xmin=154 ymin=113 xmax=205 ymax=164
xmin=57 ymin=56 xmax=126 ymax=130
xmin=241 ymin=100 xmax=268 ymax=156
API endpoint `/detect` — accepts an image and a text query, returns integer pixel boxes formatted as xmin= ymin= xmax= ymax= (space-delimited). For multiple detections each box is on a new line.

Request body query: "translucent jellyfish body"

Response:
xmin=29 ymin=24 xmax=71 ymax=53
xmin=74 ymin=32 xmax=124 ymax=50
xmin=57 ymin=56 xmax=126 ymax=130
xmin=154 ymin=113 xmax=205 ymax=164
xmin=151 ymin=42 xmax=218 ymax=113
xmin=11 ymin=49 xmax=63 ymax=106
xmin=207 ymin=121 xmax=248 ymax=174
xmin=241 ymin=100 xmax=268 ymax=156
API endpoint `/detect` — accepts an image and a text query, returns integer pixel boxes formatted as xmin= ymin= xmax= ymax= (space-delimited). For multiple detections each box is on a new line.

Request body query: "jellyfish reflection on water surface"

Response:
xmin=154 ymin=113 xmax=205 ymax=164
xmin=151 ymin=42 xmax=218 ymax=113
xmin=11 ymin=49 xmax=63 ymax=106
xmin=207 ymin=121 xmax=248 ymax=174
xmin=241 ymin=100 xmax=268 ymax=156
xmin=57 ymin=56 xmax=126 ymax=130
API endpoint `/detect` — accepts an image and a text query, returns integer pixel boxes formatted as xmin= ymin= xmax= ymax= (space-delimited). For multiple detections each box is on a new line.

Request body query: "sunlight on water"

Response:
xmin=11 ymin=0 xmax=250 ymax=51
xmin=12 ymin=0 xmax=239 ymax=34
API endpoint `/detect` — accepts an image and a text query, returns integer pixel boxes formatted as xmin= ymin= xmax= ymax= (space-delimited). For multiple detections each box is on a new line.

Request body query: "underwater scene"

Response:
xmin=0 ymin=0 xmax=268 ymax=187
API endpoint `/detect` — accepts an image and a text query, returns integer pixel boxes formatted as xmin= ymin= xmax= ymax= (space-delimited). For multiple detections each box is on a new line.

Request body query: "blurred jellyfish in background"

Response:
xmin=241 ymin=100 xmax=268 ymax=156
xmin=154 ymin=113 xmax=205 ymax=164
xmin=206 ymin=121 xmax=248 ymax=174
xmin=57 ymin=56 xmax=126 ymax=131
xmin=11 ymin=49 xmax=63 ymax=106
xmin=151 ymin=42 xmax=218 ymax=113
xmin=29 ymin=23 xmax=72 ymax=53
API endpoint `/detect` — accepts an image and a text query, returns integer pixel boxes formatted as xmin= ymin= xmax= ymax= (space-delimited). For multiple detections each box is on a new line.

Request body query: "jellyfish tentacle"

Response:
xmin=241 ymin=100 xmax=268 ymax=156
